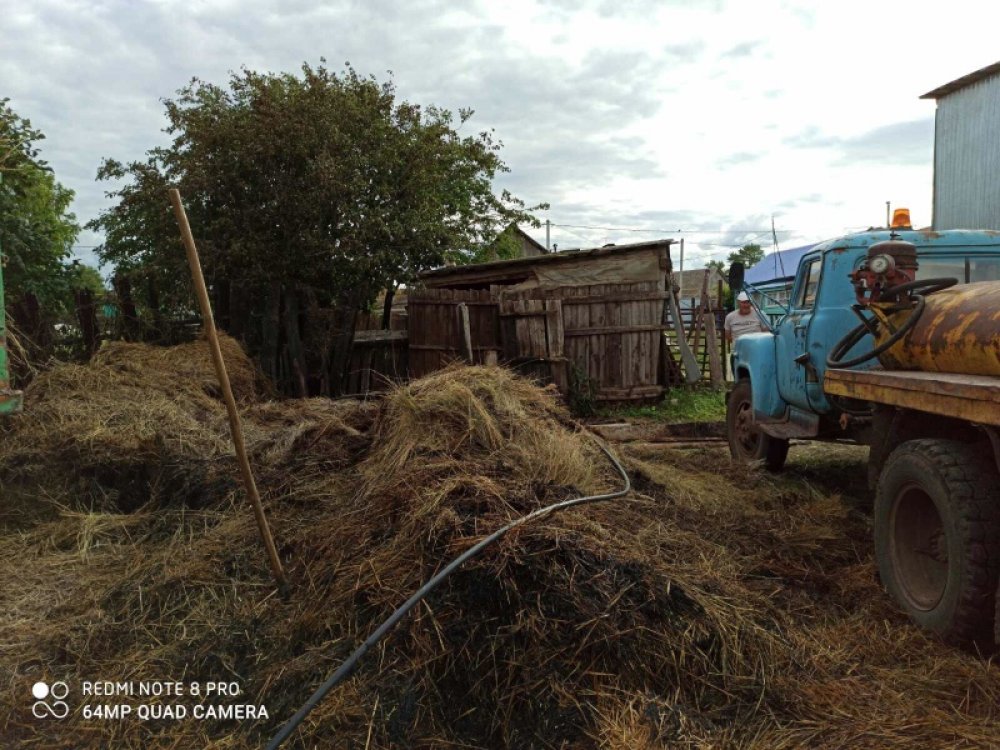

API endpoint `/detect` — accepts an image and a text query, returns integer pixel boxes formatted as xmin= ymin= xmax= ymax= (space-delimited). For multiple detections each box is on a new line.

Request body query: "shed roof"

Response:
xmin=744 ymin=243 xmax=818 ymax=285
xmin=673 ymin=268 xmax=727 ymax=298
xmin=419 ymin=239 xmax=673 ymax=289
xmin=920 ymin=60 xmax=1000 ymax=100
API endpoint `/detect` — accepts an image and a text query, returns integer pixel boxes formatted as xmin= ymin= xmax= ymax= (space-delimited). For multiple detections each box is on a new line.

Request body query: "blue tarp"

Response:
xmin=744 ymin=243 xmax=817 ymax=286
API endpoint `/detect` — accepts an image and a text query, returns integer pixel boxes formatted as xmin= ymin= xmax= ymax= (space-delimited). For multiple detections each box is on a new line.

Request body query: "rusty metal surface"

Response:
xmin=876 ymin=281 xmax=1000 ymax=376
xmin=824 ymin=368 xmax=1000 ymax=426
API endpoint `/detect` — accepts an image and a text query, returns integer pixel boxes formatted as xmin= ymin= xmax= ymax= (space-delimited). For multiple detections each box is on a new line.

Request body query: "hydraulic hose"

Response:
xmin=826 ymin=294 xmax=927 ymax=369
xmin=265 ymin=439 xmax=631 ymax=750
xmin=825 ymin=277 xmax=958 ymax=369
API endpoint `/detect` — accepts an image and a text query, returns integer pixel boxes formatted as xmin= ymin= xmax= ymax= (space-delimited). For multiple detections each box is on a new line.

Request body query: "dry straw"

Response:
xmin=1 ymin=345 xmax=998 ymax=748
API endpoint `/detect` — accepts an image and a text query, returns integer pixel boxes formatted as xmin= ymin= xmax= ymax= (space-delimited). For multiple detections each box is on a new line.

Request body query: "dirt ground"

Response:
xmin=2 ymin=347 xmax=999 ymax=749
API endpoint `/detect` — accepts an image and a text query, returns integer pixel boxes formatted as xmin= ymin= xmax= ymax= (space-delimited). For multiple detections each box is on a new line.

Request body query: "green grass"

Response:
xmin=599 ymin=386 xmax=727 ymax=423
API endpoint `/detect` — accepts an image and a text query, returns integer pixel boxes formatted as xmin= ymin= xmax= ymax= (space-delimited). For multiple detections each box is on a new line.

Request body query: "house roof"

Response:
xmin=511 ymin=225 xmax=548 ymax=255
xmin=920 ymin=60 xmax=1000 ymax=100
xmin=418 ymin=239 xmax=673 ymax=288
xmin=673 ymin=268 xmax=726 ymax=298
xmin=744 ymin=243 xmax=818 ymax=286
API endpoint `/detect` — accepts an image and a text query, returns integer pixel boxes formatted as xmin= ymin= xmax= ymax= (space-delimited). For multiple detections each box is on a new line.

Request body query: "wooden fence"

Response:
xmin=407 ymin=288 xmax=501 ymax=377
xmin=344 ymin=269 xmax=730 ymax=399
xmin=404 ymin=281 xmax=668 ymax=403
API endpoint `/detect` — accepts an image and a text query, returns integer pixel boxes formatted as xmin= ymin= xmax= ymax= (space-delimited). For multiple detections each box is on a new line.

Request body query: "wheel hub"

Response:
xmin=890 ymin=483 xmax=948 ymax=611
xmin=735 ymin=402 xmax=759 ymax=454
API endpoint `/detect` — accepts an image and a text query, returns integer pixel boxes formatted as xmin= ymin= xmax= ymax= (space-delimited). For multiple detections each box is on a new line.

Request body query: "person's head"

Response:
xmin=736 ymin=291 xmax=752 ymax=313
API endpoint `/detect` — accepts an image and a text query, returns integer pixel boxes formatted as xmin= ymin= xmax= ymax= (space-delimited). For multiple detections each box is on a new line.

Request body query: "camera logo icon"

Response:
xmin=31 ymin=681 xmax=69 ymax=719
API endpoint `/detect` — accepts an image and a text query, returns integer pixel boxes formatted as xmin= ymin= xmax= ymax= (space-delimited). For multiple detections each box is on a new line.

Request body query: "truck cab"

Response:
xmin=728 ymin=229 xmax=1000 ymax=470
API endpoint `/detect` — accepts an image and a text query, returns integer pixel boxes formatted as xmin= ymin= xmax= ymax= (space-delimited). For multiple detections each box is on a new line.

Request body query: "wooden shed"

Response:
xmin=409 ymin=240 xmax=674 ymax=403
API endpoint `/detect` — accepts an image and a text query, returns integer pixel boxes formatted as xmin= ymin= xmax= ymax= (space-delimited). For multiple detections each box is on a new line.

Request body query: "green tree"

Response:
xmin=0 ymin=99 xmax=80 ymax=315
xmin=90 ymin=62 xmax=544 ymax=392
xmin=727 ymin=242 xmax=764 ymax=270
xmin=705 ymin=244 xmax=763 ymax=275
xmin=67 ymin=262 xmax=106 ymax=298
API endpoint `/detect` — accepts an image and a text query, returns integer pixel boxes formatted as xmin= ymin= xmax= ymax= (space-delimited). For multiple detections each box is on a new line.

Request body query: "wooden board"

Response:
xmin=407 ymin=288 xmax=500 ymax=377
xmin=824 ymin=368 xmax=1000 ymax=426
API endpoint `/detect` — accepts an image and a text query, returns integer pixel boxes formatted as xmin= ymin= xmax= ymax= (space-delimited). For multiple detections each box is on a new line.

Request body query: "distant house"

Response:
xmin=510 ymin=225 xmax=548 ymax=257
xmin=484 ymin=224 xmax=548 ymax=261
xmin=921 ymin=61 xmax=1000 ymax=230
xmin=743 ymin=243 xmax=818 ymax=320
xmin=672 ymin=268 xmax=727 ymax=309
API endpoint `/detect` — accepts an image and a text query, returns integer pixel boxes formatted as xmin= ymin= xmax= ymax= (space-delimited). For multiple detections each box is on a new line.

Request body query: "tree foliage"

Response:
xmin=705 ymin=243 xmax=764 ymax=274
xmin=89 ymin=62 xmax=545 ymax=394
xmin=91 ymin=62 xmax=544 ymax=313
xmin=0 ymin=99 xmax=80 ymax=314
xmin=727 ymin=242 xmax=764 ymax=269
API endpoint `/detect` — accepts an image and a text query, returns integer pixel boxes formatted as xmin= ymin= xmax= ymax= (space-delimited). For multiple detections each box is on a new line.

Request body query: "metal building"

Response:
xmin=922 ymin=61 xmax=1000 ymax=230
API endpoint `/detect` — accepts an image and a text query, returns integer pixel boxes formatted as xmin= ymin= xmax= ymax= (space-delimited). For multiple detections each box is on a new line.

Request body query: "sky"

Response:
xmin=3 ymin=0 xmax=998 ymax=273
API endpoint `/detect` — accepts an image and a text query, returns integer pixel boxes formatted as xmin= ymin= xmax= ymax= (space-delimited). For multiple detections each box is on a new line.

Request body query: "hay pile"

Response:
xmin=1 ymin=344 xmax=1000 ymax=748
xmin=0 ymin=337 xmax=257 ymax=515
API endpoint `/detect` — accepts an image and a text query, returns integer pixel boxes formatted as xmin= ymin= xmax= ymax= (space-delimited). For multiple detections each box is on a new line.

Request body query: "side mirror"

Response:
xmin=728 ymin=261 xmax=745 ymax=292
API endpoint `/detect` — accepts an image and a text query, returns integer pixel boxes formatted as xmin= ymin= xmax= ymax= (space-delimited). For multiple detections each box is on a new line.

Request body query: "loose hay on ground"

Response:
xmin=1 ymin=348 xmax=999 ymax=748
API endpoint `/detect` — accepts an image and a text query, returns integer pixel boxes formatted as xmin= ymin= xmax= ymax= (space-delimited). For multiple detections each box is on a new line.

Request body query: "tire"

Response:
xmin=875 ymin=439 xmax=1000 ymax=649
xmin=726 ymin=379 xmax=789 ymax=472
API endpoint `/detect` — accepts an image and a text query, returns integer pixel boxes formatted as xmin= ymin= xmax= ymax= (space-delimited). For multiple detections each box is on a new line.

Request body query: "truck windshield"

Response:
xmin=796 ymin=257 xmax=822 ymax=307
xmin=916 ymin=258 xmax=966 ymax=282
xmin=916 ymin=254 xmax=1000 ymax=284
xmin=971 ymin=258 xmax=1000 ymax=281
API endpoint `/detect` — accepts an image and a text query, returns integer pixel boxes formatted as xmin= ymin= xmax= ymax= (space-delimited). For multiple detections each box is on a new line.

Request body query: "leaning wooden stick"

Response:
xmin=169 ymin=188 xmax=289 ymax=594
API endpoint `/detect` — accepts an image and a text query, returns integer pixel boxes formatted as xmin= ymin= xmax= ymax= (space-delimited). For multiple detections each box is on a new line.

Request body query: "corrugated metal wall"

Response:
xmin=933 ymin=74 xmax=1000 ymax=230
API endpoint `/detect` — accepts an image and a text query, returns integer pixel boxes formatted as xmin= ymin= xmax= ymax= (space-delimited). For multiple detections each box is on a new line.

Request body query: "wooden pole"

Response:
xmin=169 ymin=189 xmax=289 ymax=594
xmin=457 ymin=302 xmax=474 ymax=363
xmin=704 ymin=309 xmax=724 ymax=387
xmin=664 ymin=265 xmax=700 ymax=383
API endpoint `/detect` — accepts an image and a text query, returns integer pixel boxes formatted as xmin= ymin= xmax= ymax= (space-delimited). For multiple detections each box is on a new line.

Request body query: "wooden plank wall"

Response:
xmin=663 ymin=306 xmax=728 ymax=385
xmin=502 ymin=280 xmax=668 ymax=402
xmin=407 ymin=288 xmax=501 ymax=378
xmin=398 ymin=279 xmax=671 ymax=402
xmin=343 ymin=330 xmax=408 ymax=395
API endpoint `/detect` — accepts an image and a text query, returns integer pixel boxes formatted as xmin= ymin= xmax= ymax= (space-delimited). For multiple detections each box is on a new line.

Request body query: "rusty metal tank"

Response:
xmin=878 ymin=280 xmax=1000 ymax=376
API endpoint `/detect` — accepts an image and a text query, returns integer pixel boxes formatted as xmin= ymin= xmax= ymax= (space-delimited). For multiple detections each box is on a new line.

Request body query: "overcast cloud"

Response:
xmin=3 ymin=0 xmax=998 ymax=270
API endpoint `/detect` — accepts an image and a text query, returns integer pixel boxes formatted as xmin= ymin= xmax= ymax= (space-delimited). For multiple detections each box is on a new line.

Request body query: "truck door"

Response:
xmin=774 ymin=254 xmax=821 ymax=410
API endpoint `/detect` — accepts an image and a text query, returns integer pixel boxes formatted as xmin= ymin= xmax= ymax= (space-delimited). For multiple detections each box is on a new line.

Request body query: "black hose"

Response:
xmin=265 ymin=439 xmax=631 ymax=750
xmin=880 ymin=276 xmax=958 ymax=300
xmin=826 ymin=294 xmax=927 ymax=369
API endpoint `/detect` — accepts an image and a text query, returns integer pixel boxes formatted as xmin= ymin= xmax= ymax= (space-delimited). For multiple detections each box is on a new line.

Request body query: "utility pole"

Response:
xmin=886 ymin=201 xmax=891 ymax=228
xmin=678 ymin=237 xmax=684 ymax=300
xmin=545 ymin=219 xmax=551 ymax=251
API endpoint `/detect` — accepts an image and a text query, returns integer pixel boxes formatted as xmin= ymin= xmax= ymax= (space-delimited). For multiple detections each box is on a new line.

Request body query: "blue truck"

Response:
xmin=728 ymin=227 xmax=1000 ymax=648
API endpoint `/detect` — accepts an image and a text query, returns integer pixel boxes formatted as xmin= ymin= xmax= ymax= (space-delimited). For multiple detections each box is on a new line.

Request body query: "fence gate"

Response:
xmin=408 ymin=281 xmax=669 ymax=402
xmin=498 ymin=298 xmax=567 ymax=391
xmin=501 ymin=280 xmax=668 ymax=402
xmin=407 ymin=288 xmax=501 ymax=378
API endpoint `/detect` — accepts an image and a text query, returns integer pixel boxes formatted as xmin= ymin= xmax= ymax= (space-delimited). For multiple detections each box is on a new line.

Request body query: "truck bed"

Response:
xmin=824 ymin=368 xmax=1000 ymax=427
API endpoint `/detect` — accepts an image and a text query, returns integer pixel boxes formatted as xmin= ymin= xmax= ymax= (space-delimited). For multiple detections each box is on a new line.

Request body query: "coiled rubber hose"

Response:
xmin=825 ymin=277 xmax=958 ymax=369
xmin=266 ymin=439 xmax=631 ymax=750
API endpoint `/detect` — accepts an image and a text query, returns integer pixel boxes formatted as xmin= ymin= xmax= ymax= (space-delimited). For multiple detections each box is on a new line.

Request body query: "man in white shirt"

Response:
xmin=725 ymin=291 xmax=769 ymax=343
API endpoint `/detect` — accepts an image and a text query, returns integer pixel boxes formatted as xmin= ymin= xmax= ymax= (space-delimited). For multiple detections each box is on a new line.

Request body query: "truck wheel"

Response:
xmin=875 ymin=439 xmax=1000 ymax=649
xmin=726 ymin=379 xmax=789 ymax=472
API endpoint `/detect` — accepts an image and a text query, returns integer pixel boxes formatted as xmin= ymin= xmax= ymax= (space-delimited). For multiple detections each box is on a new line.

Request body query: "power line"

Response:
xmin=550 ymin=223 xmax=797 ymax=234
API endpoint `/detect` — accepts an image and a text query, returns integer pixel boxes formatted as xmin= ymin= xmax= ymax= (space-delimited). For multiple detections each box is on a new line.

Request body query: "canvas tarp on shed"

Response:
xmin=508 ymin=247 xmax=664 ymax=291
